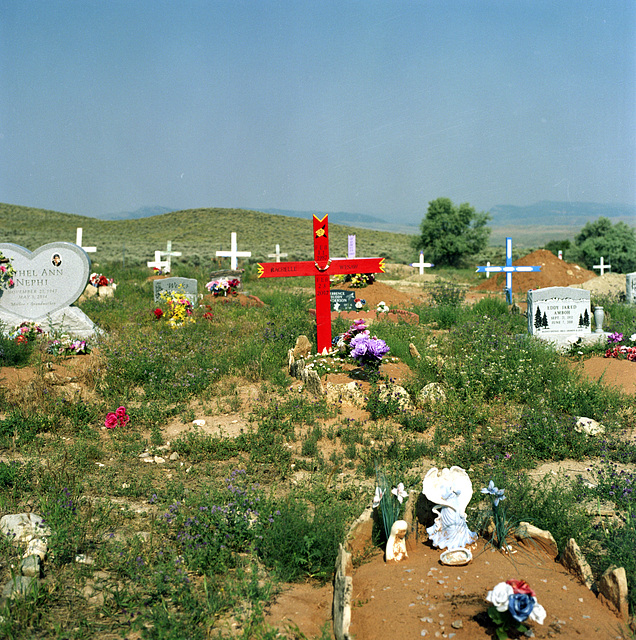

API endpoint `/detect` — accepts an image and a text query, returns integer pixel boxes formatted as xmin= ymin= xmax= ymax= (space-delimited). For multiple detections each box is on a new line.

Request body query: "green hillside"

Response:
xmin=0 ymin=203 xmax=416 ymax=267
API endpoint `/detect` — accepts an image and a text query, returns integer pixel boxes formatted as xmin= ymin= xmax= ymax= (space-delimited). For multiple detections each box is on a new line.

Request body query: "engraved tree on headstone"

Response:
xmin=534 ymin=306 xmax=543 ymax=330
xmin=542 ymin=312 xmax=548 ymax=328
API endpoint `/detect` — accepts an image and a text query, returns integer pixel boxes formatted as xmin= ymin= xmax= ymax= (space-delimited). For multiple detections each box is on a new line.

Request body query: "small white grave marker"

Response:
xmin=147 ymin=251 xmax=170 ymax=273
xmin=267 ymin=244 xmax=288 ymax=263
xmin=558 ymin=250 xmax=563 ymax=260
xmin=593 ymin=256 xmax=611 ymax=276
xmin=410 ymin=252 xmax=434 ymax=275
xmin=160 ymin=241 xmax=182 ymax=273
xmin=216 ymin=232 xmax=251 ymax=270
xmin=75 ymin=227 xmax=96 ymax=254
xmin=476 ymin=237 xmax=541 ymax=303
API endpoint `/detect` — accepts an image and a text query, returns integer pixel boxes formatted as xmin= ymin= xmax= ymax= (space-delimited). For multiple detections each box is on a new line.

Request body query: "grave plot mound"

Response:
xmin=475 ymin=249 xmax=596 ymax=293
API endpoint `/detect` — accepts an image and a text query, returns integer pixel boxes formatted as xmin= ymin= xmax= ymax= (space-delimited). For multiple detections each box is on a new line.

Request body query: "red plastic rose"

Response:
xmin=506 ymin=579 xmax=536 ymax=598
xmin=154 ymin=308 xmax=163 ymax=319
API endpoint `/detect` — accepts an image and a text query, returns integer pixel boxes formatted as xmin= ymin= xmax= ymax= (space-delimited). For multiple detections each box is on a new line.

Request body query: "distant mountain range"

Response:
xmin=101 ymin=201 xmax=634 ymax=236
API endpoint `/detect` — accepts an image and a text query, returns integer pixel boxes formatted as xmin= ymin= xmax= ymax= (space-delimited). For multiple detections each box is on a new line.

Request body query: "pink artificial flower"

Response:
xmin=115 ymin=406 xmax=129 ymax=427
xmin=115 ymin=406 xmax=127 ymax=418
xmin=105 ymin=413 xmax=118 ymax=429
xmin=8 ymin=278 xmax=14 ymax=287
xmin=0 ymin=265 xmax=5 ymax=273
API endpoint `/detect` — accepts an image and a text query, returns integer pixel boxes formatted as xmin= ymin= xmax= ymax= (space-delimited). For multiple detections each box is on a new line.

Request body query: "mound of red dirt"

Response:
xmin=474 ymin=250 xmax=597 ymax=293
xmin=334 ymin=280 xmax=419 ymax=308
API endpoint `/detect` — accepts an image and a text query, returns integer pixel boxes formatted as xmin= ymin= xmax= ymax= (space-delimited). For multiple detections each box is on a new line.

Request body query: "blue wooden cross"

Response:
xmin=476 ymin=237 xmax=541 ymax=304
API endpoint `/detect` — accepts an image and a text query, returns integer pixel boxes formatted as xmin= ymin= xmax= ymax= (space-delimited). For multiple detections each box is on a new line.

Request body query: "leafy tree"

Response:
xmin=574 ymin=217 xmax=636 ymax=274
xmin=544 ymin=239 xmax=571 ymax=259
xmin=412 ymin=198 xmax=491 ymax=267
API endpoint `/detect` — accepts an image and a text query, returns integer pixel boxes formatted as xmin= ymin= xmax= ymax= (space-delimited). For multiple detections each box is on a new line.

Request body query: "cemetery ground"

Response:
xmin=0 ymin=260 xmax=635 ymax=640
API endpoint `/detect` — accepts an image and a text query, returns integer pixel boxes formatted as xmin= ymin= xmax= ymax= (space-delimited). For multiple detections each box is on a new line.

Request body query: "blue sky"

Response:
xmin=1 ymin=1 xmax=634 ymax=222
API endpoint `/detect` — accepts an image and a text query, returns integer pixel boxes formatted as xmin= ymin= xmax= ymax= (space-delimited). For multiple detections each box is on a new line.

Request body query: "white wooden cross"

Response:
xmin=267 ymin=244 xmax=288 ymax=263
xmin=75 ymin=227 xmax=96 ymax=253
xmin=410 ymin=251 xmax=434 ymax=275
xmin=476 ymin=237 xmax=541 ymax=304
xmin=216 ymin=232 xmax=251 ymax=270
xmin=160 ymin=241 xmax=182 ymax=273
xmin=593 ymin=256 xmax=611 ymax=276
xmin=147 ymin=250 xmax=170 ymax=273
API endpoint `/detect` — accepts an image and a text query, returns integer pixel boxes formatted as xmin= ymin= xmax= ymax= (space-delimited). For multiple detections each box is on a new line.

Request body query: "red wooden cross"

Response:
xmin=257 ymin=214 xmax=385 ymax=354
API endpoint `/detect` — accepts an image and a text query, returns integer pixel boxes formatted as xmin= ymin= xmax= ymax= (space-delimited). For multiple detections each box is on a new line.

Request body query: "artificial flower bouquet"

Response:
xmin=105 ymin=406 xmax=129 ymax=429
xmin=332 ymin=319 xmax=390 ymax=369
xmin=486 ymin=580 xmax=546 ymax=640
xmin=89 ymin=272 xmax=115 ymax=288
xmin=205 ymin=276 xmax=240 ymax=297
xmin=10 ymin=322 xmax=44 ymax=344
xmin=331 ymin=273 xmax=375 ymax=288
xmin=605 ymin=332 xmax=636 ymax=362
xmin=46 ymin=336 xmax=90 ymax=356
xmin=159 ymin=290 xmax=195 ymax=328
xmin=0 ymin=251 xmax=16 ymax=290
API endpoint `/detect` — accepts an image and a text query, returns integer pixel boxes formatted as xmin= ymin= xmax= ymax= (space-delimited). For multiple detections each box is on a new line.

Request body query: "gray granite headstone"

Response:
xmin=330 ymin=289 xmax=356 ymax=311
xmin=528 ymin=287 xmax=591 ymax=336
xmin=0 ymin=242 xmax=97 ymax=338
xmin=626 ymin=272 xmax=636 ymax=305
xmin=527 ymin=286 xmax=606 ymax=349
xmin=153 ymin=277 xmax=198 ymax=306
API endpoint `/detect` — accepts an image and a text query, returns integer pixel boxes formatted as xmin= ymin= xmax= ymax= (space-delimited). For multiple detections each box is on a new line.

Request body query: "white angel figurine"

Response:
xmin=422 ymin=466 xmax=477 ymax=550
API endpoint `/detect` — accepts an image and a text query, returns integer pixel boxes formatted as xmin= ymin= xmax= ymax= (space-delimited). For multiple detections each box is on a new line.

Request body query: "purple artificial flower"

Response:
xmin=608 ymin=332 xmax=624 ymax=344
xmin=350 ymin=333 xmax=390 ymax=365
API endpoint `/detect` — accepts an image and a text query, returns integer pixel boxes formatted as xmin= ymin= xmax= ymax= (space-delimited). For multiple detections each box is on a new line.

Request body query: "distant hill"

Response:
xmin=258 ymin=208 xmax=419 ymax=235
xmin=0 ymin=203 xmax=415 ymax=266
xmin=489 ymin=201 xmax=635 ymax=227
xmin=99 ymin=206 xmax=177 ymax=221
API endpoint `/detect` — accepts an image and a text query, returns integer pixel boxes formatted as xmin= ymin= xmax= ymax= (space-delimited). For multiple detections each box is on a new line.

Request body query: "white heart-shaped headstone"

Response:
xmin=0 ymin=242 xmax=91 ymax=320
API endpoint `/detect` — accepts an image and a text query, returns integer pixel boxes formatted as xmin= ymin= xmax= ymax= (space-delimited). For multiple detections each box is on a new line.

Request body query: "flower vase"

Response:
xmin=593 ymin=306 xmax=604 ymax=333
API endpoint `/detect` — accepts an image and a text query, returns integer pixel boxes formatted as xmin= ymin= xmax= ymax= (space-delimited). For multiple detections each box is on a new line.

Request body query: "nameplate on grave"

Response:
xmin=627 ymin=273 xmax=636 ymax=305
xmin=153 ymin=277 xmax=198 ymax=305
xmin=527 ymin=287 xmax=591 ymax=336
xmin=0 ymin=242 xmax=90 ymax=320
xmin=330 ymin=289 xmax=356 ymax=311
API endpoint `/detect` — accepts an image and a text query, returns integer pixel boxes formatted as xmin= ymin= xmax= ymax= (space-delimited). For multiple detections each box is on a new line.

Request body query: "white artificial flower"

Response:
xmin=372 ymin=486 xmax=384 ymax=508
xmin=391 ymin=482 xmax=408 ymax=504
xmin=630 ymin=333 xmax=636 ymax=343
xmin=528 ymin=601 xmax=546 ymax=625
xmin=486 ymin=582 xmax=514 ymax=612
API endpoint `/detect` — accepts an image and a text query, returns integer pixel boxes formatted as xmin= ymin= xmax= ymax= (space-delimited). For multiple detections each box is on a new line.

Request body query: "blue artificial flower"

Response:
xmin=508 ymin=593 xmax=535 ymax=623
xmin=481 ymin=480 xmax=506 ymax=507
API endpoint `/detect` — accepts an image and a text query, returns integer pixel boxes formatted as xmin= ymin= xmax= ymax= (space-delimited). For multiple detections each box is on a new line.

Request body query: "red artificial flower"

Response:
xmin=154 ymin=308 xmax=164 ymax=319
xmin=203 ymin=312 xmax=213 ymax=320
xmin=16 ymin=335 xmax=27 ymax=345
xmin=506 ymin=579 xmax=536 ymax=598
xmin=105 ymin=413 xmax=118 ymax=429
